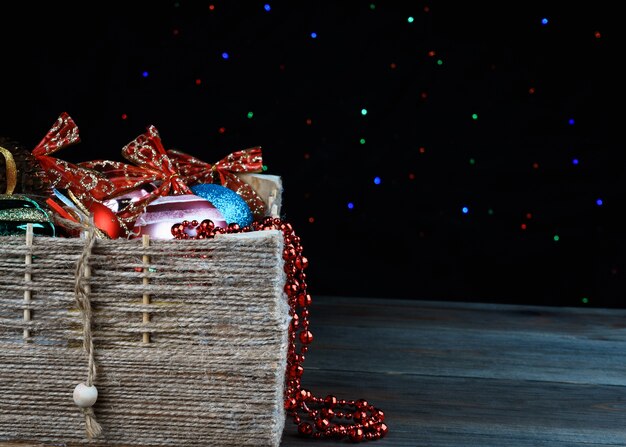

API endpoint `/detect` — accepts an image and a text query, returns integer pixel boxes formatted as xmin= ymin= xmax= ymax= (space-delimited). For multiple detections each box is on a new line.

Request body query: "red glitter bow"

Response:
xmin=81 ymin=125 xmax=192 ymax=234
xmin=31 ymin=112 xmax=115 ymax=205
xmin=167 ymin=147 xmax=266 ymax=220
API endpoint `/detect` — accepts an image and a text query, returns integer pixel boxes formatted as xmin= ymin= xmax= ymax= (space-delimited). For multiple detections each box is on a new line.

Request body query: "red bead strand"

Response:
xmin=172 ymin=217 xmax=388 ymax=442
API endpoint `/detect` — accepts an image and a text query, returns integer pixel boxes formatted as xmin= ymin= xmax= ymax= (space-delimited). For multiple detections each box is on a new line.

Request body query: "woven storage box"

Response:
xmin=0 ymin=221 xmax=289 ymax=445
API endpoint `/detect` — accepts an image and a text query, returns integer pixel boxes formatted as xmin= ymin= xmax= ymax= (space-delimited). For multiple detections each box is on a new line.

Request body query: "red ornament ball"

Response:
xmin=89 ymin=201 xmax=122 ymax=239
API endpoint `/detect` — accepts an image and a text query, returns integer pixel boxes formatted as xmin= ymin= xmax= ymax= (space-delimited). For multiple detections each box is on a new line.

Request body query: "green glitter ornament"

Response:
xmin=0 ymin=195 xmax=56 ymax=236
xmin=0 ymin=146 xmax=55 ymax=237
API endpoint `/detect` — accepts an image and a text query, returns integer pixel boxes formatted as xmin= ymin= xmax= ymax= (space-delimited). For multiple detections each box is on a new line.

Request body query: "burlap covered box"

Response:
xmin=0 ymin=176 xmax=289 ymax=447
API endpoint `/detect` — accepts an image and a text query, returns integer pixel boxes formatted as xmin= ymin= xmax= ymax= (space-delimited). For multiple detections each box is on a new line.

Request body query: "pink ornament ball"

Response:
xmin=130 ymin=194 xmax=227 ymax=240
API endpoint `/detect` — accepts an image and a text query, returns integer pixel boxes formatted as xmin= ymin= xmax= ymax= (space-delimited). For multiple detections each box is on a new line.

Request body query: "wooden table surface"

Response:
xmin=280 ymin=296 xmax=626 ymax=447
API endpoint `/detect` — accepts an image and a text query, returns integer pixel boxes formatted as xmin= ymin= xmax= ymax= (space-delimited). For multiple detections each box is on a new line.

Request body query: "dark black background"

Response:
xmin=1 ymin=1 xmax=623 ymax=307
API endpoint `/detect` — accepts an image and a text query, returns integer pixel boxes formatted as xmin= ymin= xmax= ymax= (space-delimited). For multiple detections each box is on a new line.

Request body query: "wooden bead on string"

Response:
xmin=73 ymin=383 xmax=98 ymax=408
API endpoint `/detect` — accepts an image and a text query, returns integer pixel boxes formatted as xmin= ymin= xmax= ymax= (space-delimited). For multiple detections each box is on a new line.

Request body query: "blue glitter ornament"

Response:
xmin=190 ymin=183 xmax=253 ymax=227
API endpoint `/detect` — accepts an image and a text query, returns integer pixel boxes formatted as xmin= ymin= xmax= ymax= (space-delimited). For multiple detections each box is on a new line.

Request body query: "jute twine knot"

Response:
xmin=73 ymin=220 xmax=102 ymax=439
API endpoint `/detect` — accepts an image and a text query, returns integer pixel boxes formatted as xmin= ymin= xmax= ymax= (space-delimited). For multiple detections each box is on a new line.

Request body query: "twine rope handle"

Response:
xmin=73 ymin=222 xmax=102 ymax=439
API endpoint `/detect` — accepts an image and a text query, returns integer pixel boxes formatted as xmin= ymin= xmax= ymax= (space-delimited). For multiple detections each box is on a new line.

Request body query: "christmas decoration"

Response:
xmin=168 ymin=147 xmax=266 ymax=220
xmin=0 ymin=138 xmax=50 ymax=197
xmin=80 ymin=125 xmax=223 ymax=237
xmin=190 ymin=183 xmax=253 ymax=227
xmin=102 ymin=182 xmax=158 ymax=214
xmin=29 ymin=113 xmax=115 ymax=208
xmin=89 ymin=201 xmax=123 ymax=239
xmin=131 ymin=193 xmax=226 ymax=239
xmin=0 ymin=146 xmax=55 ymax=236
xmin=0 ymin=194 xmax=56 ymax=237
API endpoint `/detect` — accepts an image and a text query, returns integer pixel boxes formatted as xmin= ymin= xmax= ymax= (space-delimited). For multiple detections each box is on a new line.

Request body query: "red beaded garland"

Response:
xmin=171 ymin=216 xmax=388 ymax=442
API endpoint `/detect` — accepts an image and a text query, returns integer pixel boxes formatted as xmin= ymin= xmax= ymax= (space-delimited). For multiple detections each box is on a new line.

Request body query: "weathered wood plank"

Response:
xmin=303 ymin=296 xmax=626 ymax=386
xmin=309 ymin=296 xmax=626 ymax=337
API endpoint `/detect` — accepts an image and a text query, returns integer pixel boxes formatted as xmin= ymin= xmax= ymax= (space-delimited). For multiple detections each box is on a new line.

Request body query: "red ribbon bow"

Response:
xmin=167 ymin=147 xmax=266 ymax=219
xmin=81 ymin=125 xmax=192 ymax=234
xmin=31 ymin=112 xmax=115 ymax=205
